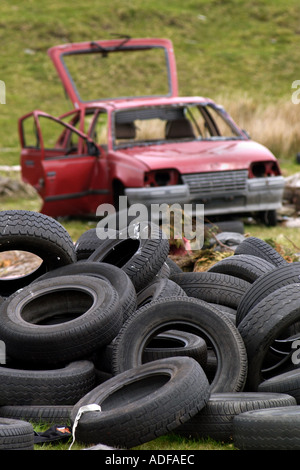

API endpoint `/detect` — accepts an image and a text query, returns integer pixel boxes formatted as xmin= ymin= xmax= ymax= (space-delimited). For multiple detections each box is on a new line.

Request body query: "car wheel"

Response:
xmin=257 ymin=209 xmax=277 ymax=227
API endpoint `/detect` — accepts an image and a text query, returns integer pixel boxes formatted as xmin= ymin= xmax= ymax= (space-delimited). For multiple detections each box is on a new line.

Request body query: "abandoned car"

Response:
xmin=19 ymin=38 xmax=285 ymax=225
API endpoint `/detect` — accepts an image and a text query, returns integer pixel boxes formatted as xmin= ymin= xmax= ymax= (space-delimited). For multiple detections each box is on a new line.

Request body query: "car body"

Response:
xmin=19 ymin=37 xmax=285 ymax=223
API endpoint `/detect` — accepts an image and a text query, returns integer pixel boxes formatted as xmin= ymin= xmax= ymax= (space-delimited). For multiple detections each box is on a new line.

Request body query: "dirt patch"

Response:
xmin=0 ymin=251 xmax=41 ymax=278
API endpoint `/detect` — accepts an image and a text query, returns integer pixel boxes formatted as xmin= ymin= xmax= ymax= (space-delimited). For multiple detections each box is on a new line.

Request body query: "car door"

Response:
xmin=19 ymin=110 xmax=109 ymax=217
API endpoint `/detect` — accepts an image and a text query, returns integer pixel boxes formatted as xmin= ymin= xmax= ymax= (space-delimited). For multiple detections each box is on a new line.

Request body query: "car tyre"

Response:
xmin=234 ymin=236 xmax=287 ymax=267
xmin=88 ymin=221 xmax=170 ymax=292
xmin=236 ymin=262 xmax=300 ymax=325
xmin=233 ymin=406 xmax=300 ymax=450
xmin=70 ymin=356 xmax=210 ymax=448
xmin=0 ymin=360 xmax=96 ymax=406
xmin=0 ymin=418 xmax=34 ymax=450
xmin=176 ymin=392 xmax=296 ymax=443
xmin=112 ymin=297 xmax=247 ymax=393
xmin=207 ymin=254 xmax=275 ymax=284
xmin=170 ymin=272 xmax=250 ymax=310
xmin=0 ymin=210 xmax=76 ymax=296
xmin=0 ymin=275 xmax=122 ymax=365
xmin=35 ymin=261 xmax=137 ymax=322
xmin=238 ymin=283 xmax=300 ymax=390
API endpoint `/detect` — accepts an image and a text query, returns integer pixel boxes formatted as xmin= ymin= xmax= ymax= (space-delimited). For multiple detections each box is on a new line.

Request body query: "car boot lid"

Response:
xmin=48 ymin=37 xmax=179 ymax=108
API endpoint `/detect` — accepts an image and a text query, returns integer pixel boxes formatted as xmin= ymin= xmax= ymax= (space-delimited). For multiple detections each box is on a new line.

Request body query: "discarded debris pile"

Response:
xmin=283 ymin=172 xmax=300 ymax=213
xmin=0 ymin=174 xmax=36 ymax=198
xmin=0 ymin=210 xmax=300 ymax=450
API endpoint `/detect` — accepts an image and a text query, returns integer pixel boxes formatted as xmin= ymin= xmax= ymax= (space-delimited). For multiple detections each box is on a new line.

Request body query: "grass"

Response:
xmin=32 ymin=423 xmax=236 ymax=451
xmin=1 ymin=0 xmax=300 ymax=164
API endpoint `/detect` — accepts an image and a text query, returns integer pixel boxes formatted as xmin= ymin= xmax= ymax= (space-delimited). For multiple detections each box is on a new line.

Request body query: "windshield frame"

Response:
xmin=112 ymin=102 xmax=246 ymax=150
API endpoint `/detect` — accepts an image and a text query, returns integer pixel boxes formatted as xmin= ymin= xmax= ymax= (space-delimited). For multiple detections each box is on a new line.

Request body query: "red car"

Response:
xmin=19 ymin=37 xmax=284 ymax=225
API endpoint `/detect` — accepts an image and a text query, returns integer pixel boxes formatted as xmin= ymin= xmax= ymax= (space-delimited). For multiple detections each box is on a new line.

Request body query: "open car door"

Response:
xmin=19 ymin=110 xmax=109 ymax=217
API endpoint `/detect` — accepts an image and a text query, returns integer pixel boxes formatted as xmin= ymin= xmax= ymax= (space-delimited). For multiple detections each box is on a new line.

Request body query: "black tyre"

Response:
xmin=207 ymin=254 xmax=275 ymax=284
xmin=233 ymin=406 xmax=300 ymax=450
xmin=0 ymin=275 xmax=122 ymax=365
xmin=0 ymin=405 xmax=72 ymax=425
xmin=238 ymin=283 xmax=300 ymax=390
xmin=165 ymin=257 xmax=183 ymax=275
xmin=136 ymin=277 xmax=186 ymax=309
xmin=88 ymin=221 xmax=170 ymax=292
xmin=236 ymin=262 xmax=300 ymax=325
xmin=208 ymin=302 xmax=237 ymax=316
xmin=70 ymin=356 xmax=210 ymax=448
xmin=170 ymin=272 xmax=250 ymax=309
xmin=176 ymin=392 xmax=296 ymax=443
xmin=257 ymin=209 xmax=278 ymax=227
xmin=234 ymin=236 xmax=287 ymax=267
xmin=207 ymin=303 xmax=236 ymax=325
xmin=75 ymin=228 xmax=118 ymax=260
xmin=0 ymin=418 xmax=34 ymax=450
xmin=93 ymin=329 xmax=207 ymax=373
xmin=258 ymin=368 xmax=300 ymax=404
xmin=35 ymin=261 xmax=137 ymax=322
xmin=112 ymin=297 xmax=247 ymax=393
xmin=0 ymin=210 xmax=76 ymax=297
xmin=142 ymin=330 xmax=207 ymax=367
xmin=0 ymin=361 xmax=95 ymax=406
xmin=156 ymin=261 xmax=170 ymax=279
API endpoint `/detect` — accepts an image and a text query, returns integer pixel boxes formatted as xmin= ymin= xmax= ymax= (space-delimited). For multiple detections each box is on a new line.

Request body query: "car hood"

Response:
xmin=113 ymin=139 xmax=278 ymax=173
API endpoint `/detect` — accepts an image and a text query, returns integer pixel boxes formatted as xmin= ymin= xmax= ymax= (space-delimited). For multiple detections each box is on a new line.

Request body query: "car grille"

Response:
xmin=182 ymin=170 xmax=248 ymax=196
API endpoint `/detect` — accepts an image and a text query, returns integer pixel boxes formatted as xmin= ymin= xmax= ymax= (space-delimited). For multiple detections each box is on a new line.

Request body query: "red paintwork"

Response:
xmin=47 ymin=38 xmax=179 ymax=106
xmin=19 ymin=38 xmax=282 ymax=218
xmin=113 ymin=139 xmax=277 ymax=174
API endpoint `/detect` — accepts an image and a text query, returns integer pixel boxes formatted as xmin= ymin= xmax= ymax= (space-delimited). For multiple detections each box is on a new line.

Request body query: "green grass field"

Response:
xmin=1 ymin=0 xmax=300 ymax=165
xmin=1 ymin=0 xmax=300 ymax=452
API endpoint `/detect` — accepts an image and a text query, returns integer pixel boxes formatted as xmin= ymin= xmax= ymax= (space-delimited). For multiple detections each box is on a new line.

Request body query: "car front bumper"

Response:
xmin=124 ymin=176 xmax=285 ymax=216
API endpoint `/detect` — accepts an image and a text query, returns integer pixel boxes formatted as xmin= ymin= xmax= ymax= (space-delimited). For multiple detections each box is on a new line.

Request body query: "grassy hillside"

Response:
xmin=1 ymin=0 xmax=300 ymax=166
xmin=1 ymin=3 xmax=300 ymax=451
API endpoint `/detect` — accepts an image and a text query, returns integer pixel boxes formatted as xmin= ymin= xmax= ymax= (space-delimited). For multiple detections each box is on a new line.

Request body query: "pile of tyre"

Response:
xmin=0 ymin=210 xmax=300 ymax=450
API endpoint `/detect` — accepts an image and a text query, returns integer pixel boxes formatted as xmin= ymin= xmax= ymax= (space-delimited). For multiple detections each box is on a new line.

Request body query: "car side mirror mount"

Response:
xmin=242 ymin=129 xmax=251 ymax=139
xmin=87 ymin=140 xmax=100 ymax=156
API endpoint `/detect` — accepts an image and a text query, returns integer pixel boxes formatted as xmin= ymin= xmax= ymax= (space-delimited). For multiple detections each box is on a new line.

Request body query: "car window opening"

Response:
xmin=114 ymin=103 xmax=244 ymax=149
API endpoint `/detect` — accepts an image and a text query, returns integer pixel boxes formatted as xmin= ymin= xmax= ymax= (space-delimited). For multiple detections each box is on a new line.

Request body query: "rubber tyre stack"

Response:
xmin=1 ymin=211 xmax=300 ymax=450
